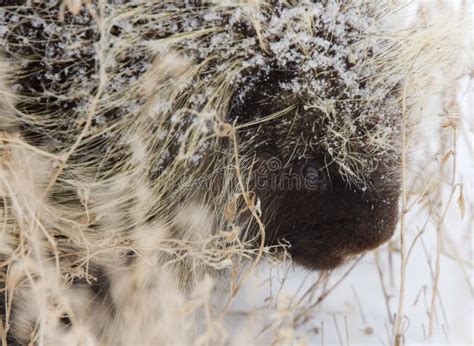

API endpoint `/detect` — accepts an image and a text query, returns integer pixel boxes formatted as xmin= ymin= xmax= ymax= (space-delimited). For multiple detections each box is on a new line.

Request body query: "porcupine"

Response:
xmin=0 ymin=1 xmax=406 ymax=344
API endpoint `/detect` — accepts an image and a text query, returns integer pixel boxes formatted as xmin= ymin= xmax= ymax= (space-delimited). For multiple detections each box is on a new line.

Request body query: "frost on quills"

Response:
xmin=0 ymin=1 xmax=453 ymax=344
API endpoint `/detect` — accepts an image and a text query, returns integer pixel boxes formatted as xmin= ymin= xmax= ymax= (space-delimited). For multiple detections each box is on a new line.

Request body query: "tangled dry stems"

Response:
xmin=0 ymin=0 xmax=471 ymax=344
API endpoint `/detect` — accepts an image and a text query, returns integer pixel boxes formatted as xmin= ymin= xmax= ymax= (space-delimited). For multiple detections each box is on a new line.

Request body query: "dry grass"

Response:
xmin=0 ymin=0 xmax=471 ymax=345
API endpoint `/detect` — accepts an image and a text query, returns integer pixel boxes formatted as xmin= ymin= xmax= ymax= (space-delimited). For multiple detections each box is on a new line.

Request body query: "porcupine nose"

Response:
xmin=254 ymin=157 xmax=400 ymax=270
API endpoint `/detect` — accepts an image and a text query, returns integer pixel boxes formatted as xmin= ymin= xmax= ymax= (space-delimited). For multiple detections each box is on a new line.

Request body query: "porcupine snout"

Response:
xmin=231 ymin=67 xmax=402 ymax=270
xmin=247 ymin=151 xmax=400 ymax=270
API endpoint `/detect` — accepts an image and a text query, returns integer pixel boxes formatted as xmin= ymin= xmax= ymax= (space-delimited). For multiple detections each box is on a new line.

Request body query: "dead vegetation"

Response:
xmin=0 ymin=0 xmax=471 ymax=345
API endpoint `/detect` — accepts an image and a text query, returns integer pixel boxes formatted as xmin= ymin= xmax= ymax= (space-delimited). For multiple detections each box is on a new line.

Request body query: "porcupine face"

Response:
xmin=231 ymin=76 xmax=401 ymax=270
xmin=1 ymin=1 xmax=402 ymax=272
xmin=227 ymin=7 xmax=403 ymax=270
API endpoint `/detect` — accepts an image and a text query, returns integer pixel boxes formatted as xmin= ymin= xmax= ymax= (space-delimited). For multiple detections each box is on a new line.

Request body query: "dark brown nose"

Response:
xmin=277 ymin=190 xmax=399 ymax=270
xmin=253 ymin=158 xmax=400 ymax=270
